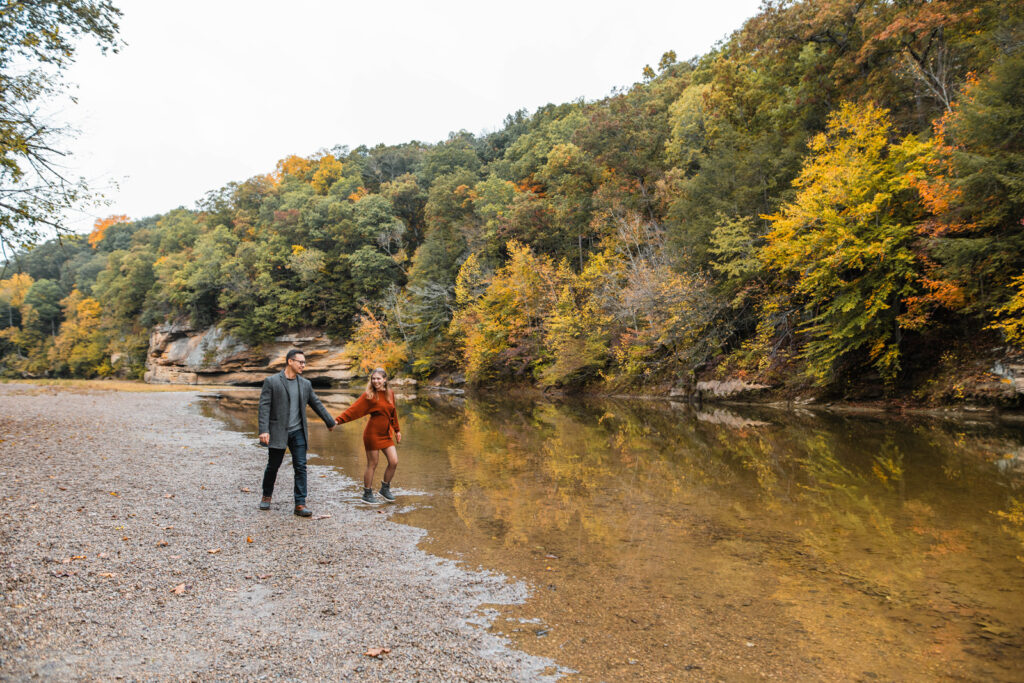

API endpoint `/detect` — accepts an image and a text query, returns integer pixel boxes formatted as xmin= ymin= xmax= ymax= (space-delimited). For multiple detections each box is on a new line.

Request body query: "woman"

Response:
xmin=335 ymin=368 xmax=402 ymax=504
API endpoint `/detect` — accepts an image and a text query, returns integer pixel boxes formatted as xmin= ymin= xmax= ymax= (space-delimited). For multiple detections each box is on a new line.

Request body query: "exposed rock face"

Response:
xmin=144 ymin=322 xmax=355 ymax=386
xmin=695 ymin=379 xmax=772 ymax=400
xmin=990 ymin=357 xmax=1024 ymax=396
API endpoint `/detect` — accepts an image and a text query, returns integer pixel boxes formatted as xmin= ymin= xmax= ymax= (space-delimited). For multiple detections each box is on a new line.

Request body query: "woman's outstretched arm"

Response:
xmin=335 ymin=394 xmax=370 ymax=424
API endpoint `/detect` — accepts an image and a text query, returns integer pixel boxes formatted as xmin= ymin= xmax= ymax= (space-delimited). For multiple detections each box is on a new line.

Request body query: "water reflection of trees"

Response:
xmin=440 ymin=395 xmax=1024 ymax=595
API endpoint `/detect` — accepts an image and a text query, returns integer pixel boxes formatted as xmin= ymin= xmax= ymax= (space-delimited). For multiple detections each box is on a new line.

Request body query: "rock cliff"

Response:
xmin=144 ymin=322 xmax=355 ymax=386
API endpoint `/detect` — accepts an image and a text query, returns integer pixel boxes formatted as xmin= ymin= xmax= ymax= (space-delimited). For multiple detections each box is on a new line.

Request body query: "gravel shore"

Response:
xmin=0 ymin=384 xmax=561 ymax=681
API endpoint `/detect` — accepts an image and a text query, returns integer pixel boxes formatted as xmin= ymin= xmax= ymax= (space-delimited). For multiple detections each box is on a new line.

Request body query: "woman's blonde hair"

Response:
xmin=365 ymin=368 xmax=390 ymax=402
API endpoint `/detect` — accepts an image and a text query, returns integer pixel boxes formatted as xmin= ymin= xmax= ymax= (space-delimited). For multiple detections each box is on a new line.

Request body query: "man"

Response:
xmin=257 ymin=348 xmax=335 ymax=517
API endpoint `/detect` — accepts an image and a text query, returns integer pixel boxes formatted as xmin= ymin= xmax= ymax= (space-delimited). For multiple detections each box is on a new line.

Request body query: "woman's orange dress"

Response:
xmin=335 ymin=390 xmax=400 ymax=450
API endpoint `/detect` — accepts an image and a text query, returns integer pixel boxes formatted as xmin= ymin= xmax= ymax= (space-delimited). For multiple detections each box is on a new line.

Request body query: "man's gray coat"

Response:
xmin=258 ymin=371 xmax=335 ymax=449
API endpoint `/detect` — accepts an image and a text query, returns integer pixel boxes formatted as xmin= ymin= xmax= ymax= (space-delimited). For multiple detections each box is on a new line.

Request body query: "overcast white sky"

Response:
xmin=58 ymin=0 xmax=762 ymax=233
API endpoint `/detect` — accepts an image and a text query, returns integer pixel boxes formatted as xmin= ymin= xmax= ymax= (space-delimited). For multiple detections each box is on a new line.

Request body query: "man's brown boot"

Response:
xmin=259 ymin=496 xmax=271 ymax=510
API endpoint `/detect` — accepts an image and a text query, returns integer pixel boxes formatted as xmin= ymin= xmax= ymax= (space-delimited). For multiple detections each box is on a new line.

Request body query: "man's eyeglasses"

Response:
xmin=290 ymin=359 xmax=306 ymax=365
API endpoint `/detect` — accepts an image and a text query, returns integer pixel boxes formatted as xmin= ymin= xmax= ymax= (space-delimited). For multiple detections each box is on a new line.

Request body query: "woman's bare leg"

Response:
xmin=363 ymin=449 xmax=380 ymax=489
xmin=382 ymin=445 xmax=398 ymax=484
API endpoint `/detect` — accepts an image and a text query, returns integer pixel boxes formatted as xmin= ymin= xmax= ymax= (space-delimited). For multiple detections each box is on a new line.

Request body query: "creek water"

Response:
xmin=201 ymin=390 xmax=1024 ymax=681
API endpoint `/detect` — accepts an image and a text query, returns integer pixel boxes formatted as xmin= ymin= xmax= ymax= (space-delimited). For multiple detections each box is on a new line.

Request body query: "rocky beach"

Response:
xmin=0 ymin=383 xmax=560 ymax=681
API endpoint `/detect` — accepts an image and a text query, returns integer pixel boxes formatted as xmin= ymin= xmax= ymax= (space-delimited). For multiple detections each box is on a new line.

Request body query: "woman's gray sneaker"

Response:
xmin=362 ymin=488 xmax=381 ymax=504
xmin=379 ymin=482 xmax=395 ymax=501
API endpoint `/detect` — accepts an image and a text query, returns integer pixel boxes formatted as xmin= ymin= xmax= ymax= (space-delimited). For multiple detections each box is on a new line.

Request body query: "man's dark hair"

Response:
xmin=286 ymin=348 xmax=305 ymax=362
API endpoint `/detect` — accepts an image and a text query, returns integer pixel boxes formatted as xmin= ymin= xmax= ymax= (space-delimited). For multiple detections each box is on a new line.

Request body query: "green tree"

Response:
xmin=23 ymin=278 xmax=63 ymax=336
xmin=926 ymin=51 xmax=1024 ymax=316
xmin=416 ymin=131 xmax=482 ymax=185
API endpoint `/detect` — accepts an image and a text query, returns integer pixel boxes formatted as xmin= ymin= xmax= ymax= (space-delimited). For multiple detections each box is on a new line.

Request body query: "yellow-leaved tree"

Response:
xmin=50 ymin=288 xmax=107 ymax=376
xmin=760 ymin=101 xmax=934 ymax=385
xmin=347 ymin=306 xmax=408 ymax=376
xmin=450 ymin=241 xmax=562 ymax=384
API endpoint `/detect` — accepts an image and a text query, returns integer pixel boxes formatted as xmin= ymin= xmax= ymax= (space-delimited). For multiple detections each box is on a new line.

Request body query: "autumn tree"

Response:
xmin=539 ymin=257 xmax=613 ymax=387
xmin=87 ymin=214 xmax=130 ymax=248
xmin=50 ymin=287 xmax=106 ymax=376
xmin=0 ymin=272 xmax=33 ymax=329
xmin=761 ymin=101 xmax=933 ymax=385
xmin=450 ymin=240 xmax=561 ymax=384
xmin=347 ymin=306 xmax=408 ymax=376
xmin=0 ymin=1 xmax=121 ymax=249
xmin=924 ymin=51 xmax=1024 ymax=318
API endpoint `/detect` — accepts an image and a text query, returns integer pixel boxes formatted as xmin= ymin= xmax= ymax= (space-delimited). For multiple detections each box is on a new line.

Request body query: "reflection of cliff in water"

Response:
xmin=202 ymin=392 xmax=1024 ymax=681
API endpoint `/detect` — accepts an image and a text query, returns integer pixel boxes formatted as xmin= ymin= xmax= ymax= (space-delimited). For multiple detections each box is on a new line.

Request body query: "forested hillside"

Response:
xmin=2 ymin=0 xmax=1022 ymax=398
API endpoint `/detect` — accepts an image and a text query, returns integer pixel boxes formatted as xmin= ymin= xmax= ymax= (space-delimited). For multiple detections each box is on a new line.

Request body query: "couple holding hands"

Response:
xmin=257 ymin=348 xmax=401 ymax=515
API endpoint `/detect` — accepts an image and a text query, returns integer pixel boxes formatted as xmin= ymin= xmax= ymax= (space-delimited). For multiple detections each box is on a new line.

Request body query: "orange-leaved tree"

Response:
xmin=87 ymin=214 xmax=130 ymax=248
xmin=347 ymin=306 xmax=408 ymax=376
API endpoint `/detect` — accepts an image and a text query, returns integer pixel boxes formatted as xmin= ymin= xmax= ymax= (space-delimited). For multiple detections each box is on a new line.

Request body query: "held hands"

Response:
xmin=258 ymin=433 xmax=270 ymax=445
xmin=395 ymin=431 xmax=402 ymax=444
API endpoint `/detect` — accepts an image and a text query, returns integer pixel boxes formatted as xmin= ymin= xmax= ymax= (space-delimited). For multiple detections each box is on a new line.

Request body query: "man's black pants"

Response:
xmin=262 ymin=429 xmax=308 ymax=505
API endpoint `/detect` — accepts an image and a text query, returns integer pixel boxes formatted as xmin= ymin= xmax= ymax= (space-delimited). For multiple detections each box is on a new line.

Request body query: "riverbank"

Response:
xmin=0 ymin=384 xmax=560 ymax=680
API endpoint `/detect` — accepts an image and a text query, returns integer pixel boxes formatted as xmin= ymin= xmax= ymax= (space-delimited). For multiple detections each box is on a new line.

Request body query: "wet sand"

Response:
xmin=0 ymin=384 xmax=561 ymax=681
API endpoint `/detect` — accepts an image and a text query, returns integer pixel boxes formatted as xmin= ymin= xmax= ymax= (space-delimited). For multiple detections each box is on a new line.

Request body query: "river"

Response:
xmin=201 ymin=389 xmax=1024 ymax=681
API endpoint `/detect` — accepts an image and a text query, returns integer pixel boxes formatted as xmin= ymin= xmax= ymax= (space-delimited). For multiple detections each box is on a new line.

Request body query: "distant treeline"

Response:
xmin=2 ymin=0 xmax=1023 ymax=395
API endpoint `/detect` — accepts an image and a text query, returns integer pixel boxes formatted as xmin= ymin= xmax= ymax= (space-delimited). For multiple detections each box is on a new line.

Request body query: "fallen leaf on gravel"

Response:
xmin=163 ymin=525 xmax=174 ymax=530
xmin=70 ymin=555 xmax=86 ymax=561
xmin=312 ymin=514 xmax=331 ymax=520
xmin=545 ymin=554 xmax=559 ymax=559
xmin=156 ymin=540 xmax=169 ymax=547
xmin=246 ymin=537 xmax=253 ymax=543
xmin=170 ymin=583 xmax=187 ymax=595
xmin=364 ymin=647 xmax=391 ymax=658
xmin=121 ymin=536 xmax=129 ymax=541
xmin=97 ymin=572 xmax=116 ymax=578
xmin=240 ymin=487 xmax=251 ymax=493
xmin=58 ymin=486 xmax=67 ymax=491
xmin=164 ymin=494 xmax=174 ymax=499
xmin=258 ymin=573 xmax=272 ymax=579
xmin=207 ymin=548 xmax=221 ymax=554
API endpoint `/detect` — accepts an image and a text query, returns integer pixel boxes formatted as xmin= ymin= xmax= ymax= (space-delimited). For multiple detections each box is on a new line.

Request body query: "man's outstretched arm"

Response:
xmin=308 ymin=387 xmax=335 ymax=430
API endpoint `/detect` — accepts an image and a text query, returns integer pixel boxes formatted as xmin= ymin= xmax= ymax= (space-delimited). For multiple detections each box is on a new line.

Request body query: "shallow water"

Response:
xmin=202 ymin=391 xmax=1024 ymax=680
